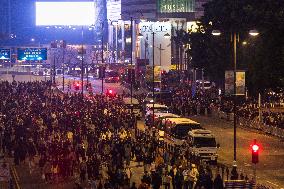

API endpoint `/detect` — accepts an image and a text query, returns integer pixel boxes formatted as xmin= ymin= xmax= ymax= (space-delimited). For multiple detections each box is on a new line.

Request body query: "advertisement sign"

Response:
xmin=146 ymin=66 xmax=161 ymax=82
xmin=236 ymin=71 xmax=246 ymax=95
xmin=17 ymin=48 xmax=47 ymax=61
xmin=154 ymin=66 xmax=161 ymax=82
xmin=225 ymin=70 xmax=234 ymax=95
xmin=0 ymin=49 xmax=10 ymax=60
xmin=145 ymin=66 xmax=152 ymax=82
xmin=36 ymin=2 xmax=95 ymax=26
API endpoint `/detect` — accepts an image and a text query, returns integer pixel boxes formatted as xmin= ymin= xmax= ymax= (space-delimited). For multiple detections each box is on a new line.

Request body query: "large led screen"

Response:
xmin=36 ymin=2 xmax=95 ymax=26
xmin=17 ymin=48 xmax=47 ymax=61
xmin=0 ymin=49 xmax=10 ymax=60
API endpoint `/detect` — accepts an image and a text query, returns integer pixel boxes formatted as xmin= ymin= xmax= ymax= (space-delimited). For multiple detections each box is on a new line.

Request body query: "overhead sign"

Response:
xmin=0 ymin=49 xmax=10 ymax=60
xmin=17 ymin=48 xmax=47 ymax=61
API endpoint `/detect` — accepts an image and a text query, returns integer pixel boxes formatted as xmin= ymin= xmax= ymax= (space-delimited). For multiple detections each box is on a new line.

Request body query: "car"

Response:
xmin=123 ymin=97 xmax=142 ymax=119
xmin=144 ymin=90 xmax=172 ymax=104
xmin=196 ymin=80 xmax=212 ymax=90
xmin=104 ymin=70 xmax=120 ymax=83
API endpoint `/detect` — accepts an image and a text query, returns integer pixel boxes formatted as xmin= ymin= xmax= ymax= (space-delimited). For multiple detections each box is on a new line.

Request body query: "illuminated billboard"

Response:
xmin=36 ymin=2 xmax=95 ymax=26
xmin=0 ymin=49 xmax=10 ymax=60
xmin=17 ymin=48 xmax=47 ymax=61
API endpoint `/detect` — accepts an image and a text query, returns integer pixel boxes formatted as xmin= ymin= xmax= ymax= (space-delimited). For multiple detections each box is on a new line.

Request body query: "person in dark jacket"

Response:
xmin=142 ymin=171 xmax=152 ymax=185
xmin=174 ymin=168 xmax=183 ymax=189
xmin=131 ymin=182 xmax=138 ymax=189
xmin=213 ymin=174 xmax=224 ymax=189
xmin=151 ymin=171 xmax=162 ymax=189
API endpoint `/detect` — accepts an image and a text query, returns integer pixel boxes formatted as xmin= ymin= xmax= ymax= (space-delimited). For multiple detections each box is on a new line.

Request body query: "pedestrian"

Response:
xmin=213 ymin=174 xmax=224 ymax=189
xmin=131 ymin=182 xmax=138 ymax=189
xmin=164 ymin=171 xmax=172 ymax=189
xmin=189 ymin=164 xmax=199 ymax=189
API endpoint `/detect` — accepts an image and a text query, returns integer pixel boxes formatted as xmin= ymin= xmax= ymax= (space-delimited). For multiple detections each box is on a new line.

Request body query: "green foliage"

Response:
xmin=187 ymin=0 xmax=284 ymax=95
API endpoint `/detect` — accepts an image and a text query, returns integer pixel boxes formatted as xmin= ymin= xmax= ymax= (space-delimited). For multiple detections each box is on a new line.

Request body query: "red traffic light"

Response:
xmin=251 ymin=139 xmax=259 ymax=164
xmin=252 ymin=144 xmax=259 ymax=152
xmin=106 ymin=89 xmax=115 ymax=97
xmin=74 ymin=82 xmax=80 ymax=90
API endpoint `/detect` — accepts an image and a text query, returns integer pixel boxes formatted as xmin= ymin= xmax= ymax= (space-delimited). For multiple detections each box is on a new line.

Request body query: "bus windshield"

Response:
xmin=172 ymin=123 xmax=202 ymax=139
xmin=126 ymin=104 xmax=141 ymax=109
xmin=193 ymin=137 xmax=216 ymax=147
xmin=149 ymin=107 xmax=169 ymax=113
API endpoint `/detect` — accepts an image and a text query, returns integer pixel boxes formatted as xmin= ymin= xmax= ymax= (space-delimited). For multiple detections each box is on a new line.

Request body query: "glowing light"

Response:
xmin=252 ymin=144 xmax=259 ymax=152
xmin=249 ymin=29 xmax=259 ymax=36
xmin=212 ymin=30 xmax=221 ymax=36
xmin=36 ymin=2 xmax=96 ymax=26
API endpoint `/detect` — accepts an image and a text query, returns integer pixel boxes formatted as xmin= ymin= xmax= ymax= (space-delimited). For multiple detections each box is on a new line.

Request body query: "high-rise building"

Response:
xmin=107 ymin=0 xmax=209 ymax=65
xmin=121 ymin=0 xmax=209 ymax=20
xmin=0 ymin=0 xmax=11 ymax=41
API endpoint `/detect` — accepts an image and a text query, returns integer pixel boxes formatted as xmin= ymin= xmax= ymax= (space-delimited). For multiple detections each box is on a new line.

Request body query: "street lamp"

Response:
xmin=100 ymin=22 xmax=105 ymax=95
xmin=139 ymin=31 xmax=171 ymax=133
xmin=164 ymin=33 xmax=171 ymax=39
xmin=212 ymin=30 xmax=221 ymax=36
xmin=249 ymin=29 xmax=259 ymax=36
xmin=138 ymin=33 xmax=143 ymax=39
xmin=123 ymin=11 xmax=145 ymax=112
xmin=212 ymin=29 xmax=259 ymax=167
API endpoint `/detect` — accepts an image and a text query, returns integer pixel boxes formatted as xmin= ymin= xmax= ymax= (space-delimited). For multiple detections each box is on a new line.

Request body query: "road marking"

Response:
xmin=11 ymin=166 xmax=21 ymax=189
xmin=244 ymin=163 xmax=251 ymax=167
xmin=266 ymin=180 xmax=279 ymax=187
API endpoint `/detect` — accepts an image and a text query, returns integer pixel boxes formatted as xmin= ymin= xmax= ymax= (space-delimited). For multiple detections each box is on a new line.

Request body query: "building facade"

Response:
xmin=121 ymin=0 xmax=208 ymax=20
xmin=108 ymin=0 xmax=210 ymax=67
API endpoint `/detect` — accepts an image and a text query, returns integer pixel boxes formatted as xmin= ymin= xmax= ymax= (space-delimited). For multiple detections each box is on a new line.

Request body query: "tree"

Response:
xmin=189 ymin=0 xmax=284 ymax=95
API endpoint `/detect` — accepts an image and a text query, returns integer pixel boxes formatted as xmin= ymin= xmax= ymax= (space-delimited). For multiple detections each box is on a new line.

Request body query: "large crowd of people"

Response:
xmin=0 ymin=76 xmax=279 ymax=188
xmin=0 ymin=80 xmax=232 ymax=189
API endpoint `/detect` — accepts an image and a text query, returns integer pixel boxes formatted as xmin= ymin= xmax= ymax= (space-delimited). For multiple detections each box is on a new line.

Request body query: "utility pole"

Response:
xmin=81 ymin=26 xmax=84 ymax=97
xmin=101 ymin=22 xmax=104 ymax=94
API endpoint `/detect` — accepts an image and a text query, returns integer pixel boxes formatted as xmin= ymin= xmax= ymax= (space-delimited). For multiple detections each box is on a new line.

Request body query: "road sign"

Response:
xmin=17 ymin=48 xmax=47 ymax=61
xmin=0 ymin=49 xmax=10 ymax=60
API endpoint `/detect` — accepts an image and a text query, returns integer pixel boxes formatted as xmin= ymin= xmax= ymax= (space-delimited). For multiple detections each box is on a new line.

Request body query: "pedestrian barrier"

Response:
xmin=224 ymin=180 xmax=255 ymax=189
xmin=10 ymin=166 xmax=20 ymax=189
xmin=216 ymin=110 xmax=284 ymax=138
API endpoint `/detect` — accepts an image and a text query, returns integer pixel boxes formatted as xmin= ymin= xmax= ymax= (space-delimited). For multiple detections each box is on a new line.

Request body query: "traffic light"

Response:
xmin=106 ymin=89 xmax=115 ymax=97
xmin=99 ymin=67 xmax=105 ymax=79
xmin=75 ymin=82 xmax=80 ymax=91
xmin=251 ymin=140 xmax=259 ymax=164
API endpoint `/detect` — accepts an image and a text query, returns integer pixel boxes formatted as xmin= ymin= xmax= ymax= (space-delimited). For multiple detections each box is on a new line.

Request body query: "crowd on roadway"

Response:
xmin=0 ymin=80 xmax=256 ymax=189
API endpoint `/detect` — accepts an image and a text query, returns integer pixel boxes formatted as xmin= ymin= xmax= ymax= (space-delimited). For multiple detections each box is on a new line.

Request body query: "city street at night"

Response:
xmin=1 ymin=0 xmax=284 ymax=189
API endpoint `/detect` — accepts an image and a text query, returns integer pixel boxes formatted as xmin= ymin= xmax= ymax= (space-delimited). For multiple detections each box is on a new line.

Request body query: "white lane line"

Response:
xmin=266 ymin=180 xmax=279 ymax=187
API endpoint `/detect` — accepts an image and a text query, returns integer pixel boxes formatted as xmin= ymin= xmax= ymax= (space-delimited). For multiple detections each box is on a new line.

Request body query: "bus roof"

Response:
xmin=146 ymin=103 xmax=168 ymax=109
xmin=189 ymin=129 xmax=214 ymax=137
xmin=123 ymin=97 xmax=139 ymax=105
xmin=166 ymin=117 xmax=200 ymax=125
xmin=155 ymin=113 xmax=180 ymax=118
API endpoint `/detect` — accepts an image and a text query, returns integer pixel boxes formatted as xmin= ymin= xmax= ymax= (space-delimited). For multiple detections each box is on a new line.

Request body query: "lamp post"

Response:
xmin=152 ymin=32 xmax=155 ymax=131
xmin=212 ymin=29 xmax=259 ymax=165
xmin=101 ymin=22 xmax=105 ymax=94
xmin=139 ymin=31 xmax=170 ymax=133
xmin=62 ymin=47 xmax=65 ymax=91
xmin=124 ymin=12 xmax=145 ymax=111
xmin=81 ymin=26 xmax=84 ymax=97
xmin=130 ymin=16 xmax=134 ymax=108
